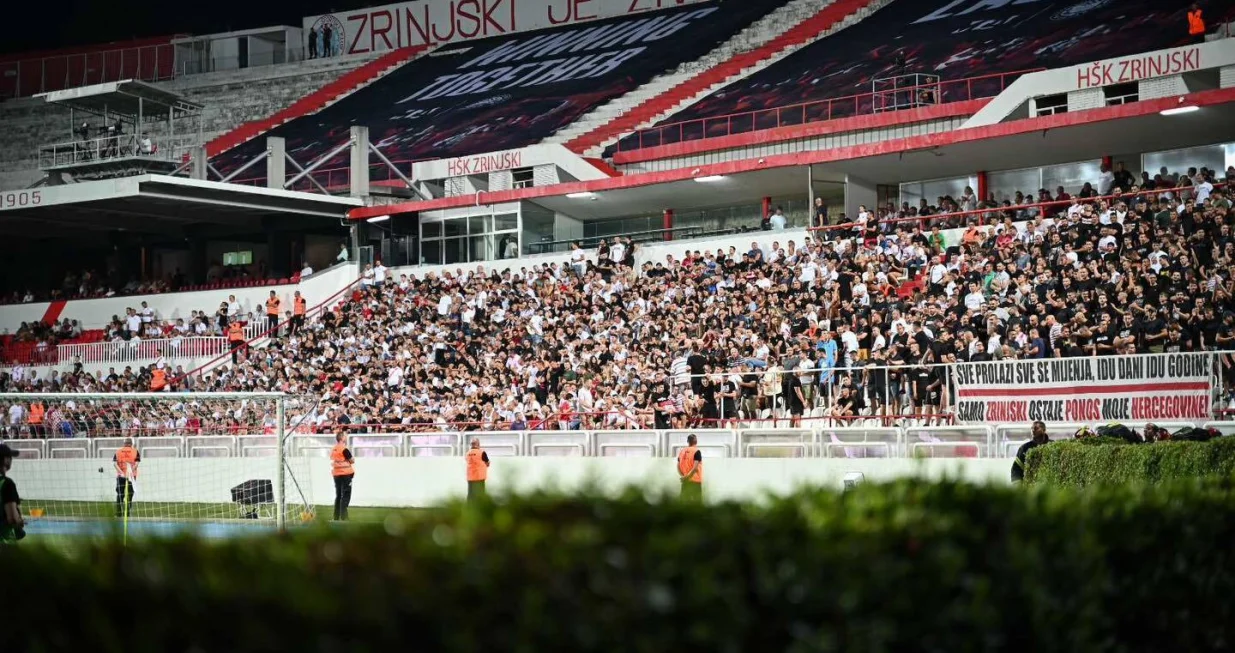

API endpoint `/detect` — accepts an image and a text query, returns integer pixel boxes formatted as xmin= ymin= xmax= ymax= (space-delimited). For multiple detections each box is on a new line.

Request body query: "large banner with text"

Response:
xmin=302 ymin=0 xmax=710 ymax=57
xmin=221 ymin=1 xmax=782 ymax=172
xmin=953 ymin=353 xmax=1214 ymax=424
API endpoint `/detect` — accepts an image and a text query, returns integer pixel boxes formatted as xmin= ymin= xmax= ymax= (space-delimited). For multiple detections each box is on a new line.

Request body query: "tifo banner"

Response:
xmin=623 ymin=0 xmax=1203 ymax=153
xmin=953 ymin=353 xmax=1214 ymax=423
xmin=222 ymin=2 xmax=780 ymax=169
xmin=303 ymin=0 xmax=709 ymax=57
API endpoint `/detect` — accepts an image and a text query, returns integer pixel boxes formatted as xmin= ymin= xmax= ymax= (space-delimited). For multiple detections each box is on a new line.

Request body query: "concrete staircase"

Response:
xmin=547 ymin=0 xmax=887 ymax=158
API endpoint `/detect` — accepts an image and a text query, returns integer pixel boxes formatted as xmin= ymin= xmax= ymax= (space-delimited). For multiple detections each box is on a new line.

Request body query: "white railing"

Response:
xmin=58 ymin=336 xmax=229 ymax=365
xmin=57 ymin=322 xmax=266 ymax=365
xmin=6 ymin=420 xmax=1219 ymax=460
xmin=37 ymin=133 xmax=201 ymax=169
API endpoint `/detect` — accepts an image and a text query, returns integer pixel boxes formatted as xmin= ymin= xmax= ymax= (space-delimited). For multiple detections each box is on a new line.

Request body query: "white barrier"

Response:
xmin=59 ymin=336 xmax=233 ymax=365
xmin=11 ymin=457 xmax=1016 ymax=507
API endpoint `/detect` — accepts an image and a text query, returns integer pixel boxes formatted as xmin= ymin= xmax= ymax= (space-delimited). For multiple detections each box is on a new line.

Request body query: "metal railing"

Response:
xmin=0 ymin=43 xmax=176 ymax=100
xmin=524 ymin=226 xmax=705 ymax=255
xmin=38 ymin=134 xmax=200 ymax=170
xmin=615 ymin=69 xmax=1041 ymax=152
xmin=12 ymin=421 xmax=1226 ymax=459
xmin=57 ymin=326 xmax=265 ymax=366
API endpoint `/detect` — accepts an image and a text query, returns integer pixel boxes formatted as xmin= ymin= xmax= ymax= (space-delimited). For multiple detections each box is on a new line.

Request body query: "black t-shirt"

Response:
xmin=0 ymin=474 xmax=19 ymax=520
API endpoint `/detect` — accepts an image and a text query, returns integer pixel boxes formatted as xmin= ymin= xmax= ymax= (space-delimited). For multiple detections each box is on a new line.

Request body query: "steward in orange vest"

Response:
xmin=27 ymin=402 xmax=45 ymax=437
xmin=1187 ymin=4 xmax=1205 ymax=39
xmin=149 ymin=367 xmax=167 ymax=392
xmin=114 ymin=438 xmax=140 ymax=518
xmin=677 ymin=433 xmax=703 ymax=501
xmin=228 ymin=322 xmax=247 ymax=364
xmin=266 ymin=291 xmax=281 ymax=335
xmin=330 ymin=432 xmax=355 ymax=521
xmin=292 ymin=291 xmax=307 ymax=334
xmin=465 ymin=438 xmax=490 ymax=502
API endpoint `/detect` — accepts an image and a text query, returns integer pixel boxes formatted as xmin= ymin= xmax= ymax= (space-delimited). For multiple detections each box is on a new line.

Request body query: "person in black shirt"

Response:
xmin=0 ymin=444 xmax=24 ymax=543
xmin=1011 ymin=421 xmax=1050 ymax=482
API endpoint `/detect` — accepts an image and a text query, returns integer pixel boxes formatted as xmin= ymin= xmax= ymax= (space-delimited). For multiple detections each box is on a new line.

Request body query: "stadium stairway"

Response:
xmin=203 ymin=46 xmax=430 ymax=158
xmin=548 ymin=0 xmax=887 ymax=158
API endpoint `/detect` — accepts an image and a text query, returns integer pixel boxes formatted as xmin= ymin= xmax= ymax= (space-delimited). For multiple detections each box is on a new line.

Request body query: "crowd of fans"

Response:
xmin=1 ymin=163 xmax=1234 ymax=437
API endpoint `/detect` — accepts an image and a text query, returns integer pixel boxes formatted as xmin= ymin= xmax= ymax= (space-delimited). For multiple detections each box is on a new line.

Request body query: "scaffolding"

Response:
xmin=35 ymin=80 xmax=204 ymax=182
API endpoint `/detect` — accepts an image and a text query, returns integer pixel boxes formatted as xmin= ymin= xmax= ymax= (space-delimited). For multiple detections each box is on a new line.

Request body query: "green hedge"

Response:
xmin=5 ymin=479 xmax=1235 ymax=652
xmin=1025 ymin=436 xmax=1235 ymax=486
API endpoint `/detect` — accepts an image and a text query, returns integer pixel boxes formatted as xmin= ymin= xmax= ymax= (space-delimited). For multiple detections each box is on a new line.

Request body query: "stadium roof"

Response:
xmin=36 ymin=80 xmax=202 ymax=118
xmin=0 ymin=175 xmax=360 ymax=240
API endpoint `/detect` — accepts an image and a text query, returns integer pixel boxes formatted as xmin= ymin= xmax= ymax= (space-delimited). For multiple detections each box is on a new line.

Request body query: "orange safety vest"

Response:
xmin=114 ymin=446 xmax=140 ymax=480
xmin=228 ymin=323 xmax=245 ymax=342
xmin=466 ymin=448 xmax=488 ymax=482
xmin=28 ymin=403 xmax=45 ymax=425
xmin=150 ymin=368 xmax=167 ymax=391
xmin=677 ymin=445 xmax=702 ymax=484
xmin=294 ymin=296 xmax=307 ymax=316
xmin=266 ymin=297 xmax=281 ymax=315
xmin=330 ymin=442 xmax=354 ymax=477
xmin=1188 ymin=9 xmax=1205 ymax=35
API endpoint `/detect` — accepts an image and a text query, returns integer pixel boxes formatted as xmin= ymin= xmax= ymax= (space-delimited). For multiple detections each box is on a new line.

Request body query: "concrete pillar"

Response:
xmin=350 ymin=126 xmax=370 ymax=199
xmin=266 ymin=137 xmax=286 ymax=189
xmin=190 ymin=145 xmax=208 ymax=180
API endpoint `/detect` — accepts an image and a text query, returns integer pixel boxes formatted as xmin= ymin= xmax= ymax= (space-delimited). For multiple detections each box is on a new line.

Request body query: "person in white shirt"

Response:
xmin=124 ymin=310 xmax=142 ymax=338
xmin=336 ymin=244 xmax=350 ymax=263
xmin=1097 ymin=163 xmax=1115 ymax=195
xmin=610 ymin=239 xmax=626 ymax=264
xmin=1195 ymin=177 xmax=1213 ymax=203
xmin=769 ymin=208 xmax=787 ymax=230
xmin=300 ymin=263 xmax=314 ymax=279
xmin=373 ymin=261 xmax=388 ymax=287
xmin=570 ymin=243 xmax=587 ymax=278
xmin=226 ymin=295 xmax=241 ymax=321
xmin=139 ymin=302 xmax=155 ymax=337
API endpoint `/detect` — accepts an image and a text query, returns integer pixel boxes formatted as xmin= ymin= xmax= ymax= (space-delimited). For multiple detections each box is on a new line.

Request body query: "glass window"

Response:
xmin=493 ymin=213 xmax=518 ymax=232
xmin=444 ymin=238 xmax=466 ymax=264
xmin=421 ymin=240 xmax=442 ymax=265
xmin=988 ymin=168 xmax=1042 ymax=204
xmin=422 ymin=221 xmax=442 ymax=239
xmin=468 ymin=215 xmax=490 ymax=235
xmin=444 ymin=218 xmax=467 ymax=238
xmin=469 ymin=235 xmax=492 ymax=262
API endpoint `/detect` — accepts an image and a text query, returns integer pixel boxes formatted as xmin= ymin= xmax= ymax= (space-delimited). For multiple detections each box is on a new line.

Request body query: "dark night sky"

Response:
xmin=3 ymin=0 xmax=376 ymax=54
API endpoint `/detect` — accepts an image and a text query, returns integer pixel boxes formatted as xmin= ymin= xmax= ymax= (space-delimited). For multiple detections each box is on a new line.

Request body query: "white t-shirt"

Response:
xmin=374 ymin=264 xmax=388 ymax=283
xmin=126 ymin=314 xmax=141 ymax=333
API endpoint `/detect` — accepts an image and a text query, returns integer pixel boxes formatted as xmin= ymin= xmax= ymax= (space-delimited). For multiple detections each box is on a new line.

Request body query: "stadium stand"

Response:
xmin=0 ymin=52 xmax=382 ymax=191
xmin=2 ymin=162 xmax=1232 ymax=435
xmin=211 ymin=2 xmax=800 ymax=179
xmin=550 ymin=0 xmax=883 ymax=156
xmin=611 ymin=0 xmax=1222 ymax=153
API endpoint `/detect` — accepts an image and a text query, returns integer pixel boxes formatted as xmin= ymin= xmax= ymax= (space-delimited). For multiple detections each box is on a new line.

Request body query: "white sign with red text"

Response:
xmin=953 ymin=353 xmax=1214 ymax=424
xmin=303 ymin=0 xmax=709 ymax=56
xmin=411 ymin=143 xmax=608 ymax=181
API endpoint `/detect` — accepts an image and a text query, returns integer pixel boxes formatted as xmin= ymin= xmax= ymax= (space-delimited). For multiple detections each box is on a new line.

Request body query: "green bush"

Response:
xmin=1025 ymin=436 xmax=1235 ymax=486
xmin=5 ymin=479 xmax=1235 ymax=652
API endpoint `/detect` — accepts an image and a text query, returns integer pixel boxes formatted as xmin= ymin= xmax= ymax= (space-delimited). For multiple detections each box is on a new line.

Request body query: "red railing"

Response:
xmin=0 ymin=39 xmax=178 ymax=100
xmin=811 ymin=180 xmax=1228 ymax=235
xmin=615 ymin=69 xmax=1041 ymax=152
